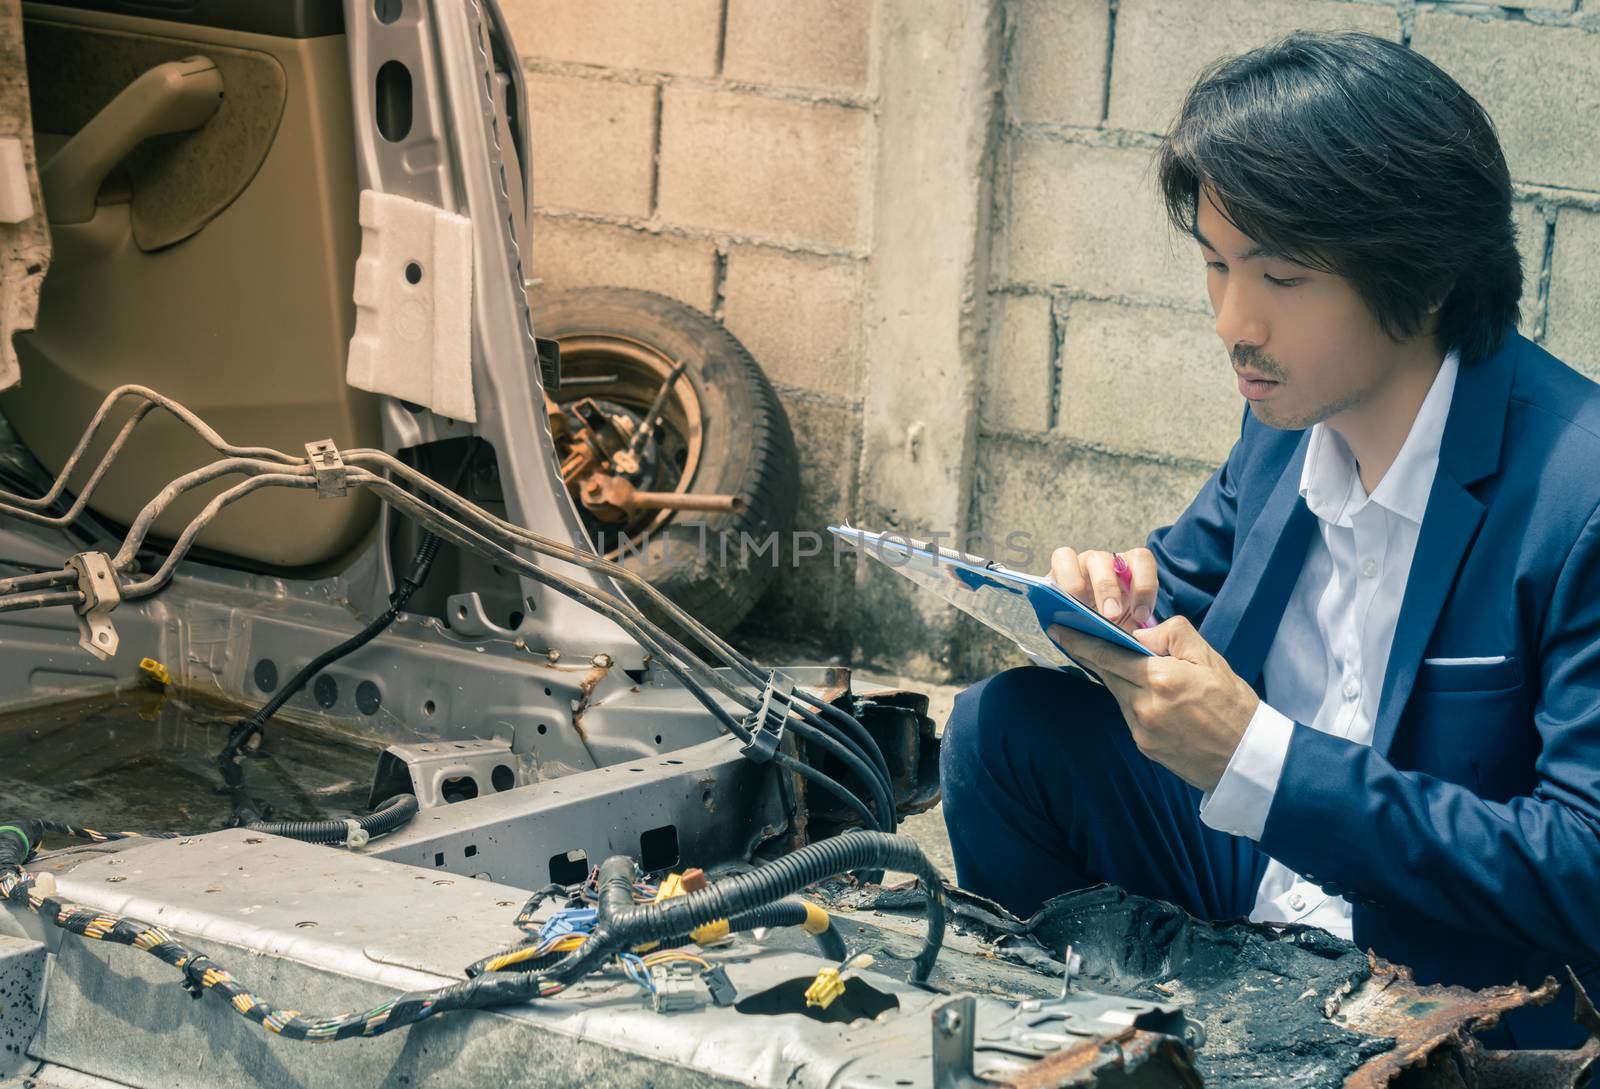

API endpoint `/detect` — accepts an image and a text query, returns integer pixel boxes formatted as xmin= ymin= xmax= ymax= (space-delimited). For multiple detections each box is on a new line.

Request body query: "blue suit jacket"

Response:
xmin=1146 ymin=331 xmax=1600 ymax=1049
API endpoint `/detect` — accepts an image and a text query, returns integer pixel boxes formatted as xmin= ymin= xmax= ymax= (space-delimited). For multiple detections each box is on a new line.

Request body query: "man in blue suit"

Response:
xmin=940 ymin=30 xmax=1600 ymax=1049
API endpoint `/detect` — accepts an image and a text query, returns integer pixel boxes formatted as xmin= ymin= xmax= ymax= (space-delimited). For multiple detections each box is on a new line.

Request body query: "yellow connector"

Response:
xmin=804 ymin=967 xmax=846 ymax=1010
xmin=801 ymin=901 xmax=831 ymax=936
xmin=631 ymin=873 xmax=688 ymax=952
xmin=139 ymin=658 xmax=171 ymax=688
xmin=690 ymin=918 xmax=730 ymax=945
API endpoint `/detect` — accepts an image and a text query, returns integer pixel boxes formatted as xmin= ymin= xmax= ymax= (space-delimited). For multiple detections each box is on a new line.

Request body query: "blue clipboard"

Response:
xmin=827 ymin=525 xmax=1156 ymax=673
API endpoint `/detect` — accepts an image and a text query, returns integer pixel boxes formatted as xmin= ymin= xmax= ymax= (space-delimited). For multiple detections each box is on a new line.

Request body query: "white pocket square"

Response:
xmin=1423 ymin=655 xmax=1508 ymax=666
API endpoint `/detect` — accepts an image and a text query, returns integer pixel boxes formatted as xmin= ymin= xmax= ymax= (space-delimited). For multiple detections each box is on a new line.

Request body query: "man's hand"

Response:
xmin=1048 ymin=616 xmax=1259 ymax=792
xmin=1050 ymin=546 xmax=1158 ymax=632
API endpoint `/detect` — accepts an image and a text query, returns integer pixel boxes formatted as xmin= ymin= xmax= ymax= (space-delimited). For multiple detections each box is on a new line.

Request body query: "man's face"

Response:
xmin=1193 ymin=185 xmax=1409 ymax=431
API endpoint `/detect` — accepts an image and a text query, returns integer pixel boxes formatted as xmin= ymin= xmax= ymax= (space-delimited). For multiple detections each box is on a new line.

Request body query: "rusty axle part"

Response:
xmin=579 ymin=473 xmax=742 ymax=522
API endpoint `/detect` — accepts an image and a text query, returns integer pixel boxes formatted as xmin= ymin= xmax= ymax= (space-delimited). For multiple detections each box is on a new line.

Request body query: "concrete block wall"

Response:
xmin=504 ymin=0 xmax=881 ymax=645
xmin=503 ymin=1 xmax=1600 ymax=684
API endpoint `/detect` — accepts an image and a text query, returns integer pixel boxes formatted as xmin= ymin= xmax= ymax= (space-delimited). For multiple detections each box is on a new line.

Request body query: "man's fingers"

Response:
xmin=1050 ymin=624 xmax=1149 ymax=684
xmin=1133 ymin=615 xmax=1207 ymax=662
xmin=1081 ymin=550 xmax=1125 ymax=621
xmin=1050 ymin=546 xmax=1090 ymax=604
xmin=1125 ymin=548 xmax=1160 ymax=626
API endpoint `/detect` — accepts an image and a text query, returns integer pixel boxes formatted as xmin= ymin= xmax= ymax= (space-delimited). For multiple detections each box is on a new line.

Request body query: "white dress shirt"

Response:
xmin=1198 ymin=348 xmax=1461 ymax=938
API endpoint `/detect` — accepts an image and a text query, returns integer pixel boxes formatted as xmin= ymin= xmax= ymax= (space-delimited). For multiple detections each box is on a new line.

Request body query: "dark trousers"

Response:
xmin=939 ymin=665 xmax=1270 ymax=922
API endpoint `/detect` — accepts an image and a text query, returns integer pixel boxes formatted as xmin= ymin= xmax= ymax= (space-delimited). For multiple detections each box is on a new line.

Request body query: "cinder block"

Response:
xmin=1004 ymin=138 xmax=1205 ymax=302
xmin=1413 ymin=12 xmax=1600 ymax=191
xmin=776 ymin=391 xmax=860 ymax=536
xmin=529 ymin=216 xmax=718 ymax=313
xmin=1432 ymin=0 xmax=1572 ymax=10
xmin=1108 ymin=0 xmax=1400 ymax=135
xmin=503 ymin=0 xmax=721 ymax=77
xmin=972 ymin=434 xmax=1214 ymax=570
xmin=658 ymin=89 xmax=872 ymax=250
xmin=1056 ymin=300 xmax=1237 ymax=464
xmin=526 ymin=73 xmax=656 ymax=218
xmin=981 ymin=293 xmax=1055 ymax=432
xmin=1014 ymin=0 xmax=1111 ymax=126
xmin=721 ymin=247 xmax=866 ymax=399
xmin=1544 ymin=208 xmax=1600 ymax=381
xmin=744 ymin=393 xmax=861 ymax=639
xmin=722 ymin=0 xmax=875 ymax=94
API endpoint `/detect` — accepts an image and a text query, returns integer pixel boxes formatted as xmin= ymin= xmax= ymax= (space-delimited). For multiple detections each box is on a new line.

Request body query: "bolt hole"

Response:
xmin=96 ymin=631 xmax=109 ymax=643
xmin=537 ymin=723 xmax=548 ymax=735
xmin=456 ymin=604 xmax=468 ymax=621
xmin=374 ymin=0 xmax=402 ymax=24
xmin=423 ymin=699 xmax=436 ymax=716
xmin=405 ymin=261 xmax=423 ymax=285
xmin=548 ymin=848 xmax=588 ymax=885
xmin=441 ymin=776 xmax=479 ymax=804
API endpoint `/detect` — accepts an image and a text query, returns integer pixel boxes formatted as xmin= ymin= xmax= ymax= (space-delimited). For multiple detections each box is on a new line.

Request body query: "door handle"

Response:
xmin=41 ymin=55 xmax=223 ymax=225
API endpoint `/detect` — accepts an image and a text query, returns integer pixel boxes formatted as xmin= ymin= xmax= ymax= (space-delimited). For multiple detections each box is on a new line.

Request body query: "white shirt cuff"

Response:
xmin=1198 ymin=700 xmax=1295 ymax=841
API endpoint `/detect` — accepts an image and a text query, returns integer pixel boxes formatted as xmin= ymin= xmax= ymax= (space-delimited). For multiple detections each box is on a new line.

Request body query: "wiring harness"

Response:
xmin=0 ymin=385 xmax=900 ymax=835
xmin=0 ymin=823 xmax=946 ymax=1042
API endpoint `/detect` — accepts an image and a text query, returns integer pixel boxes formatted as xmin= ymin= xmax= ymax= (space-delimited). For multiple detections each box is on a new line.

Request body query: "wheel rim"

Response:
xmin=551 ymin=333 xmax=707 ymax=559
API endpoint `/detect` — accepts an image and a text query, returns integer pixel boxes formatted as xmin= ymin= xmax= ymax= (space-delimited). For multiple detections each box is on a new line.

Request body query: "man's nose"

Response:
xmin=1214 ymin=280 xmax=1269 ymax=351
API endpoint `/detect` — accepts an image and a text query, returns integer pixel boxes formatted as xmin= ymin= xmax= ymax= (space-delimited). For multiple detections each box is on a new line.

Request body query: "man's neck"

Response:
xmin=1326 ymin=342 xmax=1446 ymax=495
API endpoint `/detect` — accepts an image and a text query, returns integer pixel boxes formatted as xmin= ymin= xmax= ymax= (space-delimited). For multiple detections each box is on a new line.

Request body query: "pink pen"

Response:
xmin=1112 ymin=553 xmax=1158 ymax=629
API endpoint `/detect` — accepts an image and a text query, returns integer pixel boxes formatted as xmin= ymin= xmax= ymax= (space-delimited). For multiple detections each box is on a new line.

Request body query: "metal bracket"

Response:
xmin=443 ymin=591 xmax=522 ymax=642
xmin=932 ymin=996 xmax=990 ymax=1089
xmin=369 ymin=737 xmax=523 ymax=810
xmin=739 ymin=672 xmax=793 ymax=763
xmin=67 ymin=550 xmax=120 ymax=660
xmin=305 ymin=439 xmax=348 ymax=498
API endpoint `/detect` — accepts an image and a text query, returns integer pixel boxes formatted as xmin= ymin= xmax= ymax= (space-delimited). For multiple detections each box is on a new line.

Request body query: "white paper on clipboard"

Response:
xmin=827 ymin=524 xmax=1157 ymax=680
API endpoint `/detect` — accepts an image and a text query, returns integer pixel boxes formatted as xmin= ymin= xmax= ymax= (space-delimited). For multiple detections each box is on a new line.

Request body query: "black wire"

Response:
xmin=792 ymin=702 xmax=896 ymax=832
xmin=364 ymin=475 xmax=897 ymax=838
xmin=784 ymin=714 xmax=894 ymax=832
xmin=806 ymin=698 xmax=895 ymax=798
xmin=217 ymin=442 xmax=480 ymax=825
xmin=773 ymin=752 xmax=878 ymax=831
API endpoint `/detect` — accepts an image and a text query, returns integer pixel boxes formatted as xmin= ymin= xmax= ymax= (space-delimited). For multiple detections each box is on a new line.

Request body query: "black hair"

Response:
xmin=1156 ymin=30 xmax=1522 ymax=363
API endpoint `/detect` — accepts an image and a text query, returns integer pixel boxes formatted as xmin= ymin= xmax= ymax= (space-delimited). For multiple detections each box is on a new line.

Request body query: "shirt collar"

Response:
xmin=1299 ymin=347 xmax=1461 ymax=527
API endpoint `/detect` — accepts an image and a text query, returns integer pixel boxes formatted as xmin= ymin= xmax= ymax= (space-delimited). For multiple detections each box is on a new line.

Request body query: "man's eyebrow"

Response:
xmin=1188 ymin=225 xmax=1298 ymax=263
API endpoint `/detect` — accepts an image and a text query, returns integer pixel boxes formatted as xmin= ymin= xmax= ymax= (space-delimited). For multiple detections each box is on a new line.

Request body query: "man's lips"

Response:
xmin=1235 ymin=371 xmax=1280 ymax=399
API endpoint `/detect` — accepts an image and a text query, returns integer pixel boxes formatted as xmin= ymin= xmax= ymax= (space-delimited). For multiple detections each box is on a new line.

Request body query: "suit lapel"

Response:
xmin=1369 ymin=335 xmax=1519 ymax=756
xmin=1201 ymin=431 xmax=1316 ymax=684
xmin=1370 ymin=476 xmax=1486 ymax=754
